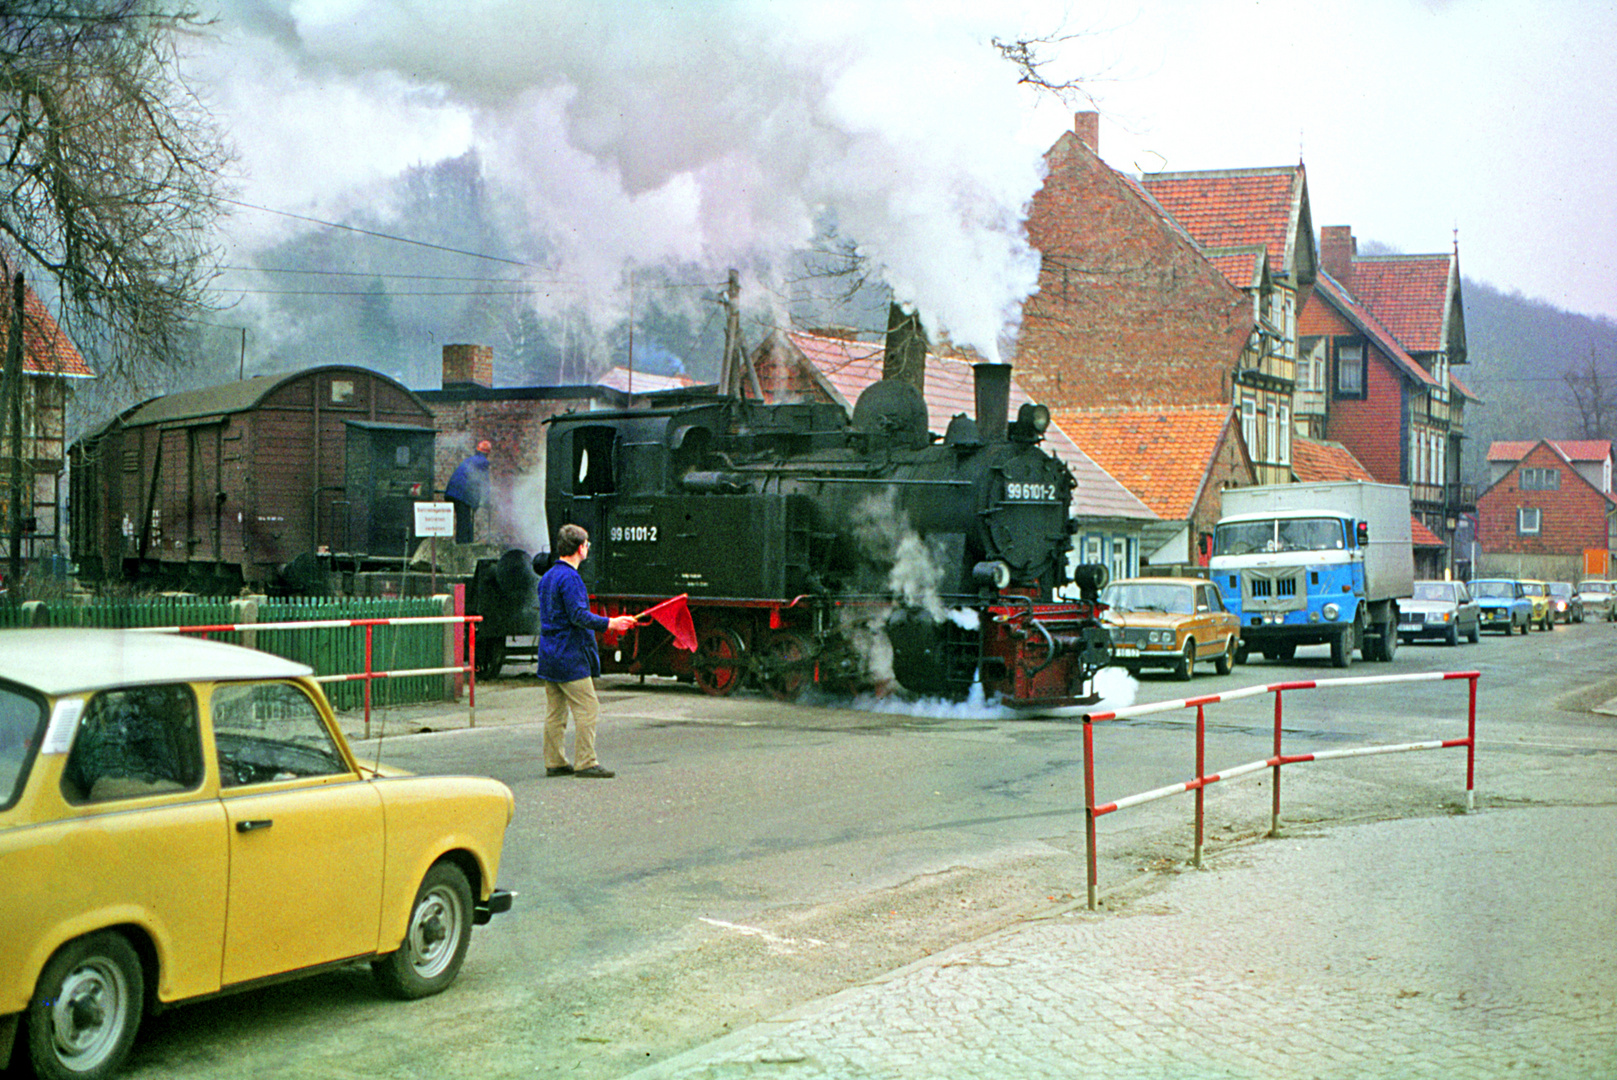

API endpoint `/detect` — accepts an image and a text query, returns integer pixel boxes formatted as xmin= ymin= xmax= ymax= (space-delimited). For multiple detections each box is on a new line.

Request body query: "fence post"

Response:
xmin=440 ymin=590 xmax=459 ymax=702
xmin=1270 ymin=688 xmax=1284 ymax=837
xmin=1084 ymin=718 xmax=1098 ymax=911
xmin=230 ymin=596 xmax=260 ymax=652
xmin=21 ymin=599 xmax=47 ymax=626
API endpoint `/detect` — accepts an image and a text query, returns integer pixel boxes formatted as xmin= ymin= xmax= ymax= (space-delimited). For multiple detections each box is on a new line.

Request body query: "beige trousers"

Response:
xmin=543 ymin=677 xmax=601 ymax=770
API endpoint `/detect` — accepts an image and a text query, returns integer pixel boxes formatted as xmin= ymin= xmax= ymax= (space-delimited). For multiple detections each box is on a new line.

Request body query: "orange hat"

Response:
xmin=477 ymin=440 xmax=492 ymax=453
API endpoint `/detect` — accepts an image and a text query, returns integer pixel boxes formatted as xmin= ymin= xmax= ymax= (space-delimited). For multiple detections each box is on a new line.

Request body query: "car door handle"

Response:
xmin=236 ymin=819 xmax=273 ymax=833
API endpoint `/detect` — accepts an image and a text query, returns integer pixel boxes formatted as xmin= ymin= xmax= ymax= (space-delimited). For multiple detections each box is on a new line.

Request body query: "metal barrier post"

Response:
xmin=1193 ymin=703 xmax=1206 ymax=869
xmin=1466 ymin=674 xmax=1477 ymax=812
xmin=363 ymin=624 xmax=375 ymax=740
xmin=1084 ymin=717 xmax=1099 ymax=911
xmin=1270 ymin=688 xmax=1284 ymax=837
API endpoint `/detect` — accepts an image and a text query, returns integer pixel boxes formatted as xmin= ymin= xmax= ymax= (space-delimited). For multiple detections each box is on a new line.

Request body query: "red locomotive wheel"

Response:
xmin=694 ymin=627 xmax=747 ymax=697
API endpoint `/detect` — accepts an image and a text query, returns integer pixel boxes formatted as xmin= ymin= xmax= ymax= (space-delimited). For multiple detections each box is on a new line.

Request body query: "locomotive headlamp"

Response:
xmin=1010 ymin=402 xmax=1051 ymax=440
xmin=972 ymin=560 xmax=1012 ymax=589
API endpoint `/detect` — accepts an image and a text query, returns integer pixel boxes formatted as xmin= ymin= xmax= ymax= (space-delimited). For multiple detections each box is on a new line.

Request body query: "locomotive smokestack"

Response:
xmin=974 ymin=363 xmax=1011 ymax=443
xmin=883 ymin=302 xmax=928 ymax=396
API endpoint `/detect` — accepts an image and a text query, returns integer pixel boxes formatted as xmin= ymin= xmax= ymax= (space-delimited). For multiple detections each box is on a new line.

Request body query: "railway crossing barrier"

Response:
xmin=136 ymin=614 xmax=484 ymax=737
xmin=1080 ymin=670 xmax=1480 ymax=910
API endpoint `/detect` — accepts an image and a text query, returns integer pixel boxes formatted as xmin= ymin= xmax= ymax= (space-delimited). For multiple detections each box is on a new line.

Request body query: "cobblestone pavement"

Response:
xmin=627 ymin=806 xmax=1617 ymax=1080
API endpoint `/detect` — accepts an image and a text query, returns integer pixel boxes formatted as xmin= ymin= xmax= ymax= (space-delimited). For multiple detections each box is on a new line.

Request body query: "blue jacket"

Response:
xmin=536 ymin=560 xmax=608 ymax=682
xmin=444 ymin=452 xmax=490 ymax=507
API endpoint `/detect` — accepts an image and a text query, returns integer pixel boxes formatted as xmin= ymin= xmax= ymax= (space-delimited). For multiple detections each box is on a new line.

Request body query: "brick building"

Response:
xmin=1298 ymin=227 xmax=1478 ymax=573
xmin=1475 ymin=439 xmax=1615 ymax=580
xmin=1017 ymin=112 xmax=1316 ymax=496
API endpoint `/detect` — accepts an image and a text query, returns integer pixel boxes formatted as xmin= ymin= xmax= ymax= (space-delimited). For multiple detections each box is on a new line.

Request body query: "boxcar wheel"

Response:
xmin=373 ymin=861 xmax=473 ymax=1000
xmin=694 ymin=627 xmax=747 ymax=697
xmin=27 ymin=931 xmax=144 ymax=1080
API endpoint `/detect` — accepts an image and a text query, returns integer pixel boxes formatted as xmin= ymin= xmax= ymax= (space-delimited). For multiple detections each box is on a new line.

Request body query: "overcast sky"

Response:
xmin=192 ymin=0 xmax=1617 ymax=359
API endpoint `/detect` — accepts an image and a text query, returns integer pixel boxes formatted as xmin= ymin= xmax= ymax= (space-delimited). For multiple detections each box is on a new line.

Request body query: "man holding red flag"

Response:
xmin=537 ymin=524 xmax=636 ymax=779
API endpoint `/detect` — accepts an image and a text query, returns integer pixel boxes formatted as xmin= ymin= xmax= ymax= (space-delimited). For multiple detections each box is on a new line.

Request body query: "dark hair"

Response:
xmin=555 ymin=523 xmax=589 ymax=557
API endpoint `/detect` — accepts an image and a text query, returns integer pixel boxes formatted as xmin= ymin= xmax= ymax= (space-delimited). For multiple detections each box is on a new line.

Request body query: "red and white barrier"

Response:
xmin=1080 ymin=670 xmax=1480 ymax=910
xmin=136 ymin=615 xmax=484 ymax=737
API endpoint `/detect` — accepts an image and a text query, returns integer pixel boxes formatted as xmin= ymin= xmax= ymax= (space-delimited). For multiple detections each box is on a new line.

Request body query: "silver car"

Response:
xmin=1398 ymin=580 xmax=1481 ymax=646
xmin=1578 ymin=580 xmax=1615 ymax=621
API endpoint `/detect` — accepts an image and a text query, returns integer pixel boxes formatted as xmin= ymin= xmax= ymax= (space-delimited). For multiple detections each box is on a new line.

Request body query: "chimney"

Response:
xmin=1073 ymin=111 xmax=1099 ymax=152
xmin=1319 ymin=226 xmax=1356 ymax=293
xmin=443 ymin=344 xmax=493 ymax=388
xmin=974 ymin=363 xmax=1011 ymax=444
xmin=882 ymin=302 xmax=928 ymax=397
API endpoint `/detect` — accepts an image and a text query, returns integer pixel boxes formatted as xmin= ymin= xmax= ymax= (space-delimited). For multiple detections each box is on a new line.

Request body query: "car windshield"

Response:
xmin=1214 ymin=517 xmax=1344 ymax=556
xmin=1520 ymin=582 xmax=1545 ymax=597
xmin=1101 ymin=582 xmax=1195 ymax=614
xmin=1412 ymin=582 xmax=1456 ymax=602
xmin=1472 ymin=581 xmax=1515 ymax=599
xmin=0 ymin=682 xmax=46 ymax=810
xmin=1580 ymin=581 xmax=1609 ymax=593
xmin=1548 ymin=583 xmax=1572 ymax=598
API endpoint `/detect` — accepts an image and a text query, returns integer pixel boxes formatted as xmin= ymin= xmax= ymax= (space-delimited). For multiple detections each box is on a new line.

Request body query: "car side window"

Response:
xmin=212 ymin=681 xmax=350 ymax=788
xmin=61 ymin=684 xmax=203 ymax=804
xmin=1 ymin=683 xmax=45 ymax=810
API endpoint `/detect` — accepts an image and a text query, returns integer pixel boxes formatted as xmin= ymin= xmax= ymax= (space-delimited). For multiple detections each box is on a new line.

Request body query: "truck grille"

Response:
xmin=1242 ymin=569 xmax=1305 ymax=612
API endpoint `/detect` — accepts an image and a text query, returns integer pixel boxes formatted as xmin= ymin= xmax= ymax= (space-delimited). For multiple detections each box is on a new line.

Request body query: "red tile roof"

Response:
xmin=1050 ymin=406 xmax=1231 ymax=520
xmin=1138 ymin=167 xmax=1306 ymax=278
xmin=1410 ymin=517 xmax=1445 ymax=547
xmin=1315 ymin=272 xmax=1436 ymax=389
xmin=1351 ymin=254 xmax=1455 ymax=354
xmin=1487 ymin=440 xmax=1611 ymax=463
xmin=1291 ymin=437 xmax=1375 ymax=482
xmin=0 ymin=275 xmax=92 ymax=378
xmin=775 ymin=331 xmax=1157 ymax=521
xmin=1203 ymin=246 xmax=1268 ymax=291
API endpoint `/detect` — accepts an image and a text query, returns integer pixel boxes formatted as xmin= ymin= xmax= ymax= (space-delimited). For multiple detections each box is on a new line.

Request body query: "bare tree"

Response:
xmin=1562 ymin=345 xmax=1615 ymax=440
xmin=0 ymin=1 xmax=231 ymax=586
xmin=991 ymin=28 xmax=1099 ymax=106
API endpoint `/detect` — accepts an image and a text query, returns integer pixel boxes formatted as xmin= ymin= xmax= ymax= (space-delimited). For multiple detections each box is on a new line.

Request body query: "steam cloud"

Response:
xmin=210 ymin=0 xmax=1049 ymax=360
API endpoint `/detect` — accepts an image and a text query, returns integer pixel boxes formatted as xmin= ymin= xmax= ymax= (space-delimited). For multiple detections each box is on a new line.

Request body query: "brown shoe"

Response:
xmin=546 ymin=764 xmax=574 ymax=777
xmin=574 ymin=765 xmax=615 ymax=778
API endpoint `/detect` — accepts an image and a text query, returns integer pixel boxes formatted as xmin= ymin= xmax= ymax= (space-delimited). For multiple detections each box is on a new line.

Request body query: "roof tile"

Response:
xmin=1049 ymin=405 xmax=1231 ymax=520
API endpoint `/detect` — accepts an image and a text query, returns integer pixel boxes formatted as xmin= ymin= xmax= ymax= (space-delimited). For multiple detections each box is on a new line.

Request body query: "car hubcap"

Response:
xmin=408 ymin=886 xmax=462 ymax=978
xmin=51 ymin=960 xmax=126 ymax=1067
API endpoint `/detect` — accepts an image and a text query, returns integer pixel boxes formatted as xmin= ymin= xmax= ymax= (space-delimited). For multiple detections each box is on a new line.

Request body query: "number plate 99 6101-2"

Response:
xmin=609 ymin=525 xmax=658 ymax=542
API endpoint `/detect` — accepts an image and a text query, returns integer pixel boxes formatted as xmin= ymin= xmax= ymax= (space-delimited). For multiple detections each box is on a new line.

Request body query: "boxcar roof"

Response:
xmin=96 ymin=365 xmax=432 ymax=433
xmin=0 ymin=628 xmax=313 ymax=696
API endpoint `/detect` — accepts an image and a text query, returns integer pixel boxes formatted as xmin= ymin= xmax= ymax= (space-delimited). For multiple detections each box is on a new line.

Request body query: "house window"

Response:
xmin=1109 ymin=537 xmax=1129 ymax=582
xmin=1520 ymin=467 xmax=1560 ymax=491
xmin=1297 ymin=337 xmax=1325 ymax=390
xmin=1084 ymin=535 xmax=1103 ymax=565
xmin=1241 ymin=396 xmax=1257 ymax=455
xmin=1265 ymin=404 xmax=1278 ymax=465
xmin=1518 ymin=508 xmax=1542 ymax=535
xmin=1277 ymin=404 xmax=1291 ymax=465
xmin=1335 ymin=340 xmax=1365 ymax=398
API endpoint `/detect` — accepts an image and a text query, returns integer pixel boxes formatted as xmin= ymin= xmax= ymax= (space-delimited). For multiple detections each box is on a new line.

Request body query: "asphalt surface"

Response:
xmin=342 ymin=644 xmax=1616 ymax=1080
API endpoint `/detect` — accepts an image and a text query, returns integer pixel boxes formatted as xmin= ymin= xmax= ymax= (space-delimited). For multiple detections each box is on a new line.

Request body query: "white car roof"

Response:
xmin=0 ymin=628 xmax=312 ymax=696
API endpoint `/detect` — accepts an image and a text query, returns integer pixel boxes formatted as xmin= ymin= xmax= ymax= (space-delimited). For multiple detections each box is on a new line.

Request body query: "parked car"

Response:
xmin=0 ymin=629 xmax=515 ymax=1080
xmin=1579 ymin=580 xmax=1616 ymax=621
xmin=1545 ymin=581 xmax=1583 ymax=623
xmin=1100 ymin=576 xmax=1240 ymax=679
xmin=1470 ymin=578 xmax=1534 ymax=634
xmin=1397 ymin=580 xmax=1481 ymax=646
xmin=1517 ymin=579 xmax=1555 ymax=630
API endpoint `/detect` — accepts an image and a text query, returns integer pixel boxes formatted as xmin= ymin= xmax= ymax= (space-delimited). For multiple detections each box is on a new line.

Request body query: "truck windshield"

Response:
xmin=1214 ymin=517 xmax=1345 ymax=556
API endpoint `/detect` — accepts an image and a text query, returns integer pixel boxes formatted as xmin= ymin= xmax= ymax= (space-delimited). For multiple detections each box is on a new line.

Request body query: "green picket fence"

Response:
xmin=0 ymin=595 xmax=454 ymax=710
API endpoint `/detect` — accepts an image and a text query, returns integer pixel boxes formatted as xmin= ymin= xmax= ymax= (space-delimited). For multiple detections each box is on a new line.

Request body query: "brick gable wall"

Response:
xmin=1299 ymin=296 xmax=1407 ymax=486
xmin=1477 ymin=443 xmax=1611 ymax=556
xmin=428 ymin=398 xmax=577 ymax=551
xmin=1016 ymin=134 xmax=1251 ymax=410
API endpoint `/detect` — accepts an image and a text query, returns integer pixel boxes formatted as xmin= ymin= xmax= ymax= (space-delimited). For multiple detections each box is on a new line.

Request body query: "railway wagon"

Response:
xmin=544 ymin=363 xmax=1113 ymax=708
xmin=69 ymin=366 xmax=437 ymax=593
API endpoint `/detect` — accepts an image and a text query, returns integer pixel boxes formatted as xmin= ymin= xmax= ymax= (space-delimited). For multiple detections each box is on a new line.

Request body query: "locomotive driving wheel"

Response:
xmin=759 ymin=631 xmax=815 ymax=702
xmin=694 ymin=627 xmax=747 ymax=697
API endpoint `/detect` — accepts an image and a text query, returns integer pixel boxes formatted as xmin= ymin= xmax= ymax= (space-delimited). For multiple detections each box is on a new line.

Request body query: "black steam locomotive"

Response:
xmin=546 ymin=363 xmax=1112 ymax=708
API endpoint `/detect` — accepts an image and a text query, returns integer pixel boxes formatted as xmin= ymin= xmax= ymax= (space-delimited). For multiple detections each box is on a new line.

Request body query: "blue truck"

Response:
xmin=1209 ymin=481 xmax=1415 ymax=667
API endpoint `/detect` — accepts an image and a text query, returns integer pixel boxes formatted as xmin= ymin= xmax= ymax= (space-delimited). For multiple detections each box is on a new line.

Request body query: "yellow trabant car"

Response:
xmin=0 ymin=629 xmax=514 ymax=1080
xmin=1100 ymin=576 xmax=1240 ymax=680
xmin=1517 ymin=579 xmax=1556 ymax=631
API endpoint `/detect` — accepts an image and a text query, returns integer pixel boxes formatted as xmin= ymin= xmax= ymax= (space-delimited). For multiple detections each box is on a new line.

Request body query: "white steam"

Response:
xmin=211 ymin=0 xmax=1049 ymax=360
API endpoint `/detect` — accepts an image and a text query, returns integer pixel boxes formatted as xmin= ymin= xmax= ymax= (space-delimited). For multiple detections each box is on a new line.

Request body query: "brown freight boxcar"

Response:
xmin=69 ymin=366 xmax=436 ymax=592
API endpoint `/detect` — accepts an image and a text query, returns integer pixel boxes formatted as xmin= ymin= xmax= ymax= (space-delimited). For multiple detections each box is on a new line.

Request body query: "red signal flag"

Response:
xmin=637 ymin=593 xmax=697 ymax=652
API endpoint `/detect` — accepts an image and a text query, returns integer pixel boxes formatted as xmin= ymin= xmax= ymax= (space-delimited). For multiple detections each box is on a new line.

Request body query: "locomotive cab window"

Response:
xmin=572 ymin=426 xmax=617 ymax=496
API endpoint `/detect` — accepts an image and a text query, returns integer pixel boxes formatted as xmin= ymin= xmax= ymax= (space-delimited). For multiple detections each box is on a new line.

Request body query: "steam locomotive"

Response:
xmin=546 ymin=362 xmax=1113 ymax=708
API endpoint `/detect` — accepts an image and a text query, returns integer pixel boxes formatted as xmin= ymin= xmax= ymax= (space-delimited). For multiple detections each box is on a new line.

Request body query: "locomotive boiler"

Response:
xmin=545 ymin=362 xmax=1112 ymax=708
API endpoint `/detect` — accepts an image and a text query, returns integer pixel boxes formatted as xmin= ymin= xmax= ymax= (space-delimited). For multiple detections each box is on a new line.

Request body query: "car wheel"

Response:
xmin=26 ymin=931 xmax=144 ymax=1080
xmin=1233 ymin=641 xmax=1249 ymax=666
xmin=1467 ymin=623 xmax=1480 ymax=644
xmin=373 ymin=861 xmax=474 ymax=1000
xmin=1174 ymin=641 xmax=1195 ymax=681
xmin=1214 ymin=636 xmax=1235 ymax=675
xmin=1445 ymin=624 xmax=1459 ymax=647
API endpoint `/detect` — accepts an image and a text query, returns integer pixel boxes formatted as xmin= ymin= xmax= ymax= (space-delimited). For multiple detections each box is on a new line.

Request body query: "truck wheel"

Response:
xmin=1331 ymin=627 xmax=1353 ymax=668
xmin=1232 ymin=642 xmax=1249 ymax=666
xmin=1377 ymin=623 xmax=1398 ymax=661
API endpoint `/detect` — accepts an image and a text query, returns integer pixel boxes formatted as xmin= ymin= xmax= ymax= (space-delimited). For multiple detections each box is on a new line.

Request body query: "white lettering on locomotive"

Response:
xmin=609 ymin=524 xmax=659 ymax=542
xmin=1004 ymin=482 xmax=1059 ymax=501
